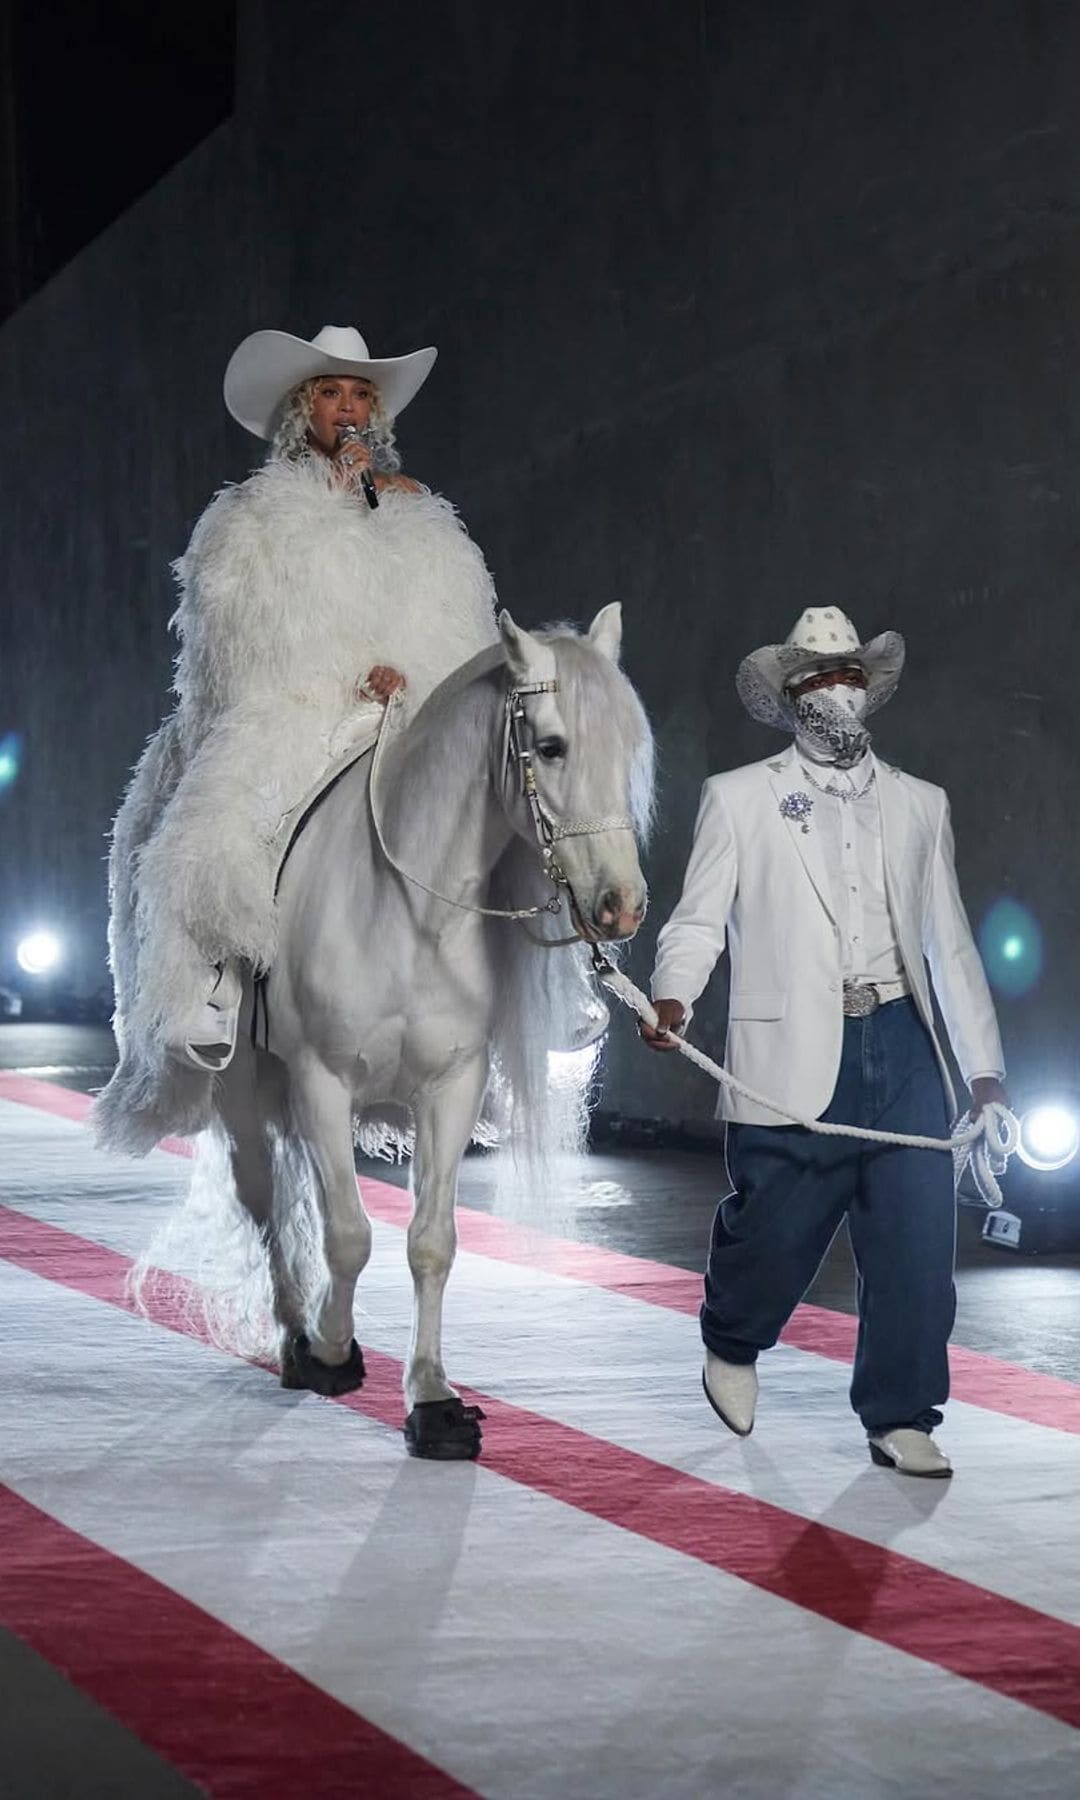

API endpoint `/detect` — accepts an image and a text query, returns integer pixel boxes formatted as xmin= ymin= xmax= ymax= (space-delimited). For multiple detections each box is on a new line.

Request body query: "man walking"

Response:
xmin=643 ymin=609 xmax=1006 ymax=1477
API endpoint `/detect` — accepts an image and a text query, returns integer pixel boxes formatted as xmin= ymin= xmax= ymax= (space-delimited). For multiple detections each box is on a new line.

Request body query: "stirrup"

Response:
xmin=180 ymin=963 xmax=242 ymax=1073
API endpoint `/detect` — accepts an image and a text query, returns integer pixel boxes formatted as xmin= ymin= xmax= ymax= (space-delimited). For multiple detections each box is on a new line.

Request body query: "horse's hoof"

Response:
xmin=280 ymin=1333 xmax=366 ymax=1396
xmin=403 ymin=1398 xmax=485 ymax=1460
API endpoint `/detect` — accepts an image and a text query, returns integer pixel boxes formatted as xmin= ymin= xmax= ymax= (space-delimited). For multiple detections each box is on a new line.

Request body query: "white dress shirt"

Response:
xmin=798 ymin=752 xmax=905 ymax=986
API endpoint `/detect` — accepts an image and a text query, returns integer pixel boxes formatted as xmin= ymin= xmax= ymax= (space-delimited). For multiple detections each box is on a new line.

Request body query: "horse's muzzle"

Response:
xmin=593 ymin=887 xmax=646 ymax=941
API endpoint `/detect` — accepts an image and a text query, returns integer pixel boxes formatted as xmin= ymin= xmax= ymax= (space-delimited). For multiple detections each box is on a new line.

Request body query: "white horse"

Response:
xmin=203 ymin=604 xmax=653 ymax=1459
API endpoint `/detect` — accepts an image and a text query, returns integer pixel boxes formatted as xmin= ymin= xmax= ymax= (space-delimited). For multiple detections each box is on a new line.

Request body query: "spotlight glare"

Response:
xmin=16 ymin=930 xmax=62 ymax=977
xmin=548 ymin=1043 xmax=602 ymax=1089
xmin=0 ymin=731 xmax=21 ymax=793
xmin=979 ymin=898 xmax=1043 ymax=998
xmin=1018 ymin=1104 xmax=1080 ymax=1173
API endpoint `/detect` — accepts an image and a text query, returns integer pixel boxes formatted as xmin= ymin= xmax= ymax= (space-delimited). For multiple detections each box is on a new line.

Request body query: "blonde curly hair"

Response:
xmin=269 ymin=376 xmax=402 ymax=473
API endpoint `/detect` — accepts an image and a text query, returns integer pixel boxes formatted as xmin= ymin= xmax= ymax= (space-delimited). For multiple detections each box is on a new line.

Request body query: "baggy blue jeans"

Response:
xmin=701 ymin=998 xmax=956 ymax=1435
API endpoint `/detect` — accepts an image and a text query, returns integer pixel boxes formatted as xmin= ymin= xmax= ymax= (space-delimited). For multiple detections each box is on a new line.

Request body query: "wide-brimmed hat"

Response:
xmin=736 ymin=608 xmax=905 ymax=731
xmin=223 ymin=324 xmax=438 ymax=440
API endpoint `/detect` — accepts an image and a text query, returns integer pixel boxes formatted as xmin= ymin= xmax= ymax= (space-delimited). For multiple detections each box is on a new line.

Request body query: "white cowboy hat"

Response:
xmin=223 ymin=324 xmax=438 ymax=440
xmin=736 ymin=607 xmax=905 ymax=731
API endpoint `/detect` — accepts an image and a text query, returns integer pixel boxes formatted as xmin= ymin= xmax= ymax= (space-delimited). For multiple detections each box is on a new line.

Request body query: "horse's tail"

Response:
xmin=126 ymin=1121 xmax=269 ymax=1351
xmin=127 ymin=1072 xmax=326 ymax=1363
xmin=485 ymin=836 xmax=606 ymax=1193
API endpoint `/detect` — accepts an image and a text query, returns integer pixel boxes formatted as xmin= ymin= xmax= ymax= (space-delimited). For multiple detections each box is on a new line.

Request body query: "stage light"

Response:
xmin=16 ymin=930 xmax=63 ymax=977
xmin=0 ymin=731 xmax=21 ymax=793
xmin=1017 ymin=1104 xmax=1080 ymax=1173
xmin=979 ymin=898 xmax=1043 ymax=998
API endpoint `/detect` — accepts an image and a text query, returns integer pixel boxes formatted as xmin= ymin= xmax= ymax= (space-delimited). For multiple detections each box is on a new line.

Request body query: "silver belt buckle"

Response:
xmin=842 ymin=980 xmax=879 ymax=1018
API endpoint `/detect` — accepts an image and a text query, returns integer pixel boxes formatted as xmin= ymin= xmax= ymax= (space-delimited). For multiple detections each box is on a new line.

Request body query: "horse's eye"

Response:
xmin=536 ymin=738 xmax=566 ymax=762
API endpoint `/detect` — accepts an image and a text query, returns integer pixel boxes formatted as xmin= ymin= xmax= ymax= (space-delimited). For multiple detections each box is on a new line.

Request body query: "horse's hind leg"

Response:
xmin=281 ymin=1055 xmax=370 ymax=1396
xmin=403 ymin=1055 xmax=488 ymax=1461
xmin=216 ymin=1047 xmax=306 ymax=1345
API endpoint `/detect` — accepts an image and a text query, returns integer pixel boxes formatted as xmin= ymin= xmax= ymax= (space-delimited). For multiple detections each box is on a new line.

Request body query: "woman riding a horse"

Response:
xmin=98 ymin=323 xmax=500 ymax=1152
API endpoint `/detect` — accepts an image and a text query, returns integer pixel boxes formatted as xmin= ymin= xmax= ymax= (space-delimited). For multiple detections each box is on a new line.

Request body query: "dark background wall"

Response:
xmin=0 ymin=0 xmax=1077 ymax=1122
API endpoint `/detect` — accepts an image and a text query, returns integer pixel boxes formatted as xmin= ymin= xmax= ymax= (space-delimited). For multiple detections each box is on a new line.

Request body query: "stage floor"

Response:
xmin=2 ymin=1027 xmax=1080 ymax=1796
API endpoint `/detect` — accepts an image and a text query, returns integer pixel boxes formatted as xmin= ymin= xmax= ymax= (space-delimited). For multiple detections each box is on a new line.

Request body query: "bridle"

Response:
xmin=367 ymin=676 xmax=635 ymax=929
xmin=505 ymin=680 xmax=635 ymax=910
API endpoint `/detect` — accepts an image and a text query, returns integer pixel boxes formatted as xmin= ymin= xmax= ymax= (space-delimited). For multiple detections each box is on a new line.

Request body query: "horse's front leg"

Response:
xmin=280 ymin=1054 xmax=370 ymax=1397
xmin=404 ymin=1053 xmax=488 ymax=1460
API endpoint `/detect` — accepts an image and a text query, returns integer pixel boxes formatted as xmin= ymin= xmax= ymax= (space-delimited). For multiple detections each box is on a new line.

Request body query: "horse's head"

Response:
xmin=498 ymin=604 xmax=653 ymax=941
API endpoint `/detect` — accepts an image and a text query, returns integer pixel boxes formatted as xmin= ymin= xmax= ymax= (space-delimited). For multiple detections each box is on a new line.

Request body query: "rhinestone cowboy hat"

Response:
xmin=223 ymin=324 xmax=438 ymax=440
xmin=736 ymin=607 xmax=906 ymax=731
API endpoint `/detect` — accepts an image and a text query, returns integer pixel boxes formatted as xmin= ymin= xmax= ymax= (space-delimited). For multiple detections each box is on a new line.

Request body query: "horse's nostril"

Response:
xmin=597 ymin=889 xmax=621 ymax=922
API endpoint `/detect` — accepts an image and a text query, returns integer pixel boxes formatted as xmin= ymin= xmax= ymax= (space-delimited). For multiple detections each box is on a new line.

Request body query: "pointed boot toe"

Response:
xmin=702 ymin=1352 xmax=758 ymax=1437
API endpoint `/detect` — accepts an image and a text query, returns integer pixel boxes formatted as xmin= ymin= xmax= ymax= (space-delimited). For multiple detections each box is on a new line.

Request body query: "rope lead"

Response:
xmin=590 ymin=950 xmax=1018 ymax=1209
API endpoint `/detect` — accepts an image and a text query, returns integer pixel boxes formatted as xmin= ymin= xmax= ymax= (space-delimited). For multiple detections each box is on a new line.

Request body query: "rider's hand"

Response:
xmin=639 ymin=998 xmax=685 ymax=1052
xmin=332 ymin=437 xmax=374 ymax=490
xmin=968 ymin=1076 xmax=1009 ymax=1121
xmin=357 ymin=666 xmax=407 ymax=703
xmin=334 ymin=437 xmax=373 ymax=472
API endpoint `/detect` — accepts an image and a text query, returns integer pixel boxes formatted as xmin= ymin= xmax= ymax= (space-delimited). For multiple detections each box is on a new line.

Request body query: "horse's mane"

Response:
xmin=379 ymin=641 xmax=506 ymax=834
xmin=529 ymin=626 xmax=655 ymax=842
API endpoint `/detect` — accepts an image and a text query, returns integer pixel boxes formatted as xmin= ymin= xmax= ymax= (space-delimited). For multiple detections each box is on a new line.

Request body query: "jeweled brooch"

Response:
xmin=779 ymin=791 xmax=814 ymax=833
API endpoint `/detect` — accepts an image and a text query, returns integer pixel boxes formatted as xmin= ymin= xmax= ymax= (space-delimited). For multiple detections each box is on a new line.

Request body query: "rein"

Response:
xmin=367 ymin=677 xmax=634 ymax=927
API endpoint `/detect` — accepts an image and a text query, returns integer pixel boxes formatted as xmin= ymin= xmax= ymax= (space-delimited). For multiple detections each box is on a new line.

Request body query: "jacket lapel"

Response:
xmin=766 ymin=745 xmax=836 ymax=923
xmin=875 ymin=756 xmax=912 ymax=911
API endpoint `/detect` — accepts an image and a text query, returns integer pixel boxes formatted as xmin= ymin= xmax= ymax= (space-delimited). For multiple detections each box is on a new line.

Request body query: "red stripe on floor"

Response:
xmin=0 ymin=1074 xmax=194 ymax=1159
xmin=0 ymin=1481 xmax=475 ymax=1800
xmin=0 ymin=1073 xmax=93 ymax=1125
xmin=3 ymin=1201 xmax=1080 ymax=1733
xmin=3 ymin=1071 xmax=1078 ymax=1437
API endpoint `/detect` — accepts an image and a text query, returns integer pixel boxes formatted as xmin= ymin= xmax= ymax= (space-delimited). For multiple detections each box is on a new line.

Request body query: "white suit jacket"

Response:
xmin=650 ymin=744 xmax=1004 ymax=1126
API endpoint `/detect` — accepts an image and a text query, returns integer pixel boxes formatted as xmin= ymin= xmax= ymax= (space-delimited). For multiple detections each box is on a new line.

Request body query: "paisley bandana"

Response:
xmin=792 ymin=685 xmax=871 ymax=770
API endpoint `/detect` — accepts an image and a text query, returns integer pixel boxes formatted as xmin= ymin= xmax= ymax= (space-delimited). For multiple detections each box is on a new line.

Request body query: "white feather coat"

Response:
xmin=98 ymin=457 xmax=498 ymax=1150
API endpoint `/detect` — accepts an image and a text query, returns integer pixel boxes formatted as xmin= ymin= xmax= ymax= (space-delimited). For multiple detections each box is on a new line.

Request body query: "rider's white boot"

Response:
xmin=175 ymin=961 xmax=243 ymax=1073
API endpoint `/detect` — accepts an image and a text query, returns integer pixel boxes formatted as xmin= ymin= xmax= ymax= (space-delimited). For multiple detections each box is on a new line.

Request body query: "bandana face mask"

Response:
xmin=791 ymin=682 xmax=871 ymax=769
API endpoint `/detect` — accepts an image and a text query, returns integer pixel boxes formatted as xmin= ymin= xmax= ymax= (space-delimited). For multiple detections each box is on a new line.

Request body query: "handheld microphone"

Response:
xmin=337 ymin=424 xmax=379 ymax=510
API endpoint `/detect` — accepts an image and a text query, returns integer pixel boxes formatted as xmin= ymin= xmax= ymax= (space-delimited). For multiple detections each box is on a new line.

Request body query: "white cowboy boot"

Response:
xmin=702 ymin=1351 xmax=758 ymax=1437
xmin=868 ymin=1429 xmax=952 ymax=1479
xmin=181 ymin=961 xmax=243 ymax=1073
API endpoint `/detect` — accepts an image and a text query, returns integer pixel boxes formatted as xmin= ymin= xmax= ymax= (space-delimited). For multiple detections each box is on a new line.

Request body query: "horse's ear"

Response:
xmin=588 ymin=602 xmax=622 ymax=664
xmin=499 ymin=609 xmax=539 ymax=683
